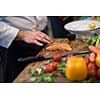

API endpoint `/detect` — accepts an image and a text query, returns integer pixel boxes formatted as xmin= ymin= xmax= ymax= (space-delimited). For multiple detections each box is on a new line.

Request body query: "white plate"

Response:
xmin=64 ymin=20 xmax=100 ymax=32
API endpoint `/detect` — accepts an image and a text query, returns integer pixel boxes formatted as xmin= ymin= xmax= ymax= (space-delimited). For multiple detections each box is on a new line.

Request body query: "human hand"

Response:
xmin=89 ymin=44 xmax=100 ymax=54
xmin=16 ymin=31 xmax=53 ymax=46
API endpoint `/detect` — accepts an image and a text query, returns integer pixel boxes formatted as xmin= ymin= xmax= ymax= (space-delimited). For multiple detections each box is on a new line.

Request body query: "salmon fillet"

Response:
xmin=46 ymin=43 xmax=72 ymax=51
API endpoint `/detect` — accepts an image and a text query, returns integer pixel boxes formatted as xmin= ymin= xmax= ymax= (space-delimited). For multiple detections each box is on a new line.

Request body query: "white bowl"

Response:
xmin=64 ymin=20 xmax=100 ymax=40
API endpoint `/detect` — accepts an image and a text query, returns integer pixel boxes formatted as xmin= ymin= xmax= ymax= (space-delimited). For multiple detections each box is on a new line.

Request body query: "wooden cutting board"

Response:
xmin=14 ymin=39 xmax=89 ymax=83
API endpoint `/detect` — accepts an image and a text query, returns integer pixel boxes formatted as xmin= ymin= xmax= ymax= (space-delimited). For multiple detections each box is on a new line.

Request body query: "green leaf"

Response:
xmin=29 ymin=69 xmax=38 ymax=77
xmin=29 ymin=68 xmax=43 ymax=77
xmin=80 ymin=76 xmax=97 ymax=83
xmin=96 ymin=38 xmax=100 ymax=46
xmin=43 ymin=60 xmax=51 ymax=65
xmin=87 ymin=76 xmax=97 ymax=83
xmin=87 ymin=35 xmax=100 ymax=46
xmin=87 ymin=38 xmax=94 ymax=45
xmin=36 ymin=73 xmax=54 ymax=83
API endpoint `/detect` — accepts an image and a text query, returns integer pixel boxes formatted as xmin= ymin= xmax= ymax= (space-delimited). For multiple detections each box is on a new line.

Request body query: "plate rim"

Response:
xmin=64 ymin=20 xmax=100 ymax=32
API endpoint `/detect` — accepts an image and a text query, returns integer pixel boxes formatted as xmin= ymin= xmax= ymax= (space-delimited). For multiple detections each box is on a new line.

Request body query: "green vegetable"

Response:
xmin=43 ymin=60 xmax=51 ymax=65
xmin=57 ymin=61 xmax=66 ymax=71
xmin=87 ymin=35 xmax=100 ymax=46
xmin=29 ymin=68 xmax=43 ymax=77
xmin=80 ymin=76 xmax=97 ymax=83
xmin=87 ymin=38 xmax=95 ymax=45
xmin=41 ymin=73 xmax=54 ymax=83
xmin=29 ymin=60 xmax=67 ymax=83
xmin=32 ymin=73 xmax=54 ymax=83
xmin=32 ymin=77 xmax=43 ymax=83
xmin=96 ymin=38 xmax=100 ymax=46
xmin=29 ymin=69 xmax=38 ymax=76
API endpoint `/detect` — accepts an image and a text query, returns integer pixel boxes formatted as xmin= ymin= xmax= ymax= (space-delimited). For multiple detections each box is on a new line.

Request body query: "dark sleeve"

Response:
xmin=0 ymin=46 xmax=7 ymax=82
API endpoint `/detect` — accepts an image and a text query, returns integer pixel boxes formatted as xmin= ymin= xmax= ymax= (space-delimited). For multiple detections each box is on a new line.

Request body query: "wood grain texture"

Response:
xmin=14 ymin=38 xmax=88 ymax=83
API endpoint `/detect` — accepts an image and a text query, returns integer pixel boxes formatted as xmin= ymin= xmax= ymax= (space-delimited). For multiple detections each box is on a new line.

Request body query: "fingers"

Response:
xmin=38 ymin=32 xmax=53 ymax=42
xmin=35 ymin=32 xmax=53 ymax=44
xmin=20 ymin=31 xmax=53 ymax=46
xmin=89 ymin=45 xmax=100 ymax=54
xmin=36 ymin=36 xmax=51 ymax=44
xmin=32 ymin=40 xmax=43 ymax=46
xmin=97 ymin=44 xmax=100 ymax=50
xmin=41 ymin=38 xmax=51 ymax=44
xmin=43 ymin=34 xmax=52 ymax=41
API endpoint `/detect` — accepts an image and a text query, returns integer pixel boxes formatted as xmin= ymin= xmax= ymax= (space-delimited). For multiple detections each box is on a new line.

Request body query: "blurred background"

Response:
xmin=48 ymin=16 xmax=100 ymax=38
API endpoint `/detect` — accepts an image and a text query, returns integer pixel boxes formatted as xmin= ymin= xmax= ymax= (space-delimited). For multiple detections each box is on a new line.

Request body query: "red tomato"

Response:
xmin=50 ymin=61 xmax=57 ymax=69
xmin=53 ymin=54 xmax=61 ymax=61
xmin=43 ymin=65 xmax=54 ymax=73
xmin=87 ymin=63 xmax=96 ymax=77
xmin=84 ymin=55 xmax=90 ymax=65
xmin=88 ymin=69 xmax=96 ymax=77
xmin=87 ymin=63 xmax=96 ymax=70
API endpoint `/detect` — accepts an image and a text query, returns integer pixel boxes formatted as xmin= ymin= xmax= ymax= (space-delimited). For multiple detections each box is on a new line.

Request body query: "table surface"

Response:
xmin=14 ymin=38 xmax=89 ymax=83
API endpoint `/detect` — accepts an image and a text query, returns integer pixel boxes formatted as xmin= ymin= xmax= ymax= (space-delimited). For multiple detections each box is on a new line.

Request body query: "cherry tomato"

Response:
xmin=50 ymin=61 xmax=57 ymax=69
xmin=88 ymin=63 xmax=96 ymax=70
xmin=84 ymin=55 xmax=90 ymax=65
xmin=53 ymin=54 xmax=61 ymax=61
xmin=43 ymin=65 xmax=54 ymax=73
xmin=88 ymin=69 xmax=96 ymax=77
xmin=87 ymin=63 xmax=96 ymax=77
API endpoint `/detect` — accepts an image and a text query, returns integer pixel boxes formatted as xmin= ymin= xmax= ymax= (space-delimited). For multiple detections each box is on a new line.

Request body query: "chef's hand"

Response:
xmin=16 ymin=31 xmax=53 ymax=46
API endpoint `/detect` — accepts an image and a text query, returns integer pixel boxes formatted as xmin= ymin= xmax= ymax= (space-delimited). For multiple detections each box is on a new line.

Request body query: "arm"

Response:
xmin=0 ymin=16 xmax=52 ymax=48
xmin=0 ymin=22 xmax=19 ymax=48
xmin=0 ymin=22 xmax=52 ymax=48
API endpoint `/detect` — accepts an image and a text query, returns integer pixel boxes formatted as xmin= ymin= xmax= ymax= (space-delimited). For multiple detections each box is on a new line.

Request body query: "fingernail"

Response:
xmin=40 ymin=43 xmax=43 ymax=46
